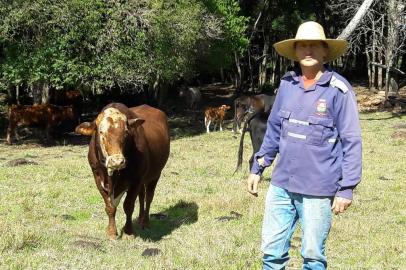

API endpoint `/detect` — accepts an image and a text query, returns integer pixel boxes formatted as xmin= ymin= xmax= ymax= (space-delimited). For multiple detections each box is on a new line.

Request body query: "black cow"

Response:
xmin=235 ymin=94 xmax=276 ymax=173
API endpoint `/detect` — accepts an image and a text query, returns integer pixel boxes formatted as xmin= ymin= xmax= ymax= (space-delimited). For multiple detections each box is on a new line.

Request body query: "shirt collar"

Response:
xmin=289 ymin=65 xmax=333 ymax=91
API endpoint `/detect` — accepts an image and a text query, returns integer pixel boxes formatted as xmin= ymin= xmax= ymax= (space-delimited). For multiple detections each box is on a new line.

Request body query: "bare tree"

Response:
xmin=384 ymin=0 xmax=405 ymax=98
xmin=332 ymin=0 xmax=405 ymax=97
xmin=337 ymin=0 xmax=375 ymax=40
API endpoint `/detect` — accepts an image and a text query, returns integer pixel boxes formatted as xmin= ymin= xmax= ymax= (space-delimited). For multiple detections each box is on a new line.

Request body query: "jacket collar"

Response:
xmin=287 ymin=65 xmax=333 ymax=91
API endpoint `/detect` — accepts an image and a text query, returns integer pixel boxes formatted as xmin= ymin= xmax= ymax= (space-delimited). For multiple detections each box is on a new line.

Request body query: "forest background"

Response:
xmin=0 ymin=0 xmax=405 ymax=108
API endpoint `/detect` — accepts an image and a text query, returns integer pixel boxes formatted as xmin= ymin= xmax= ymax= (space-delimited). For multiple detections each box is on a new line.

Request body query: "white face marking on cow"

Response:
xmin=98 ymin=108 xmax=127 ymax=135
xmin=97 ymin=108 xmax=127 ymax=163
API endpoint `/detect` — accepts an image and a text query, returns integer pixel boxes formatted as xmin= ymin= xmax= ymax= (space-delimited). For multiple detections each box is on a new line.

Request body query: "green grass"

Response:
xmin=0 ymin=112 xmax=405 ymax=270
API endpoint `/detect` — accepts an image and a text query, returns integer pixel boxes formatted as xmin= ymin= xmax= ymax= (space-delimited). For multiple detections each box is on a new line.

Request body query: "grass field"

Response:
xmin=0 ymin=111 xmax=405 ymax=270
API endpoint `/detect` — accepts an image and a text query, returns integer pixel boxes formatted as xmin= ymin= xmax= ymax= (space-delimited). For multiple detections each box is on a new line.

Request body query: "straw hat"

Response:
xmin=273 ymin=21 xmax=348 ymax=62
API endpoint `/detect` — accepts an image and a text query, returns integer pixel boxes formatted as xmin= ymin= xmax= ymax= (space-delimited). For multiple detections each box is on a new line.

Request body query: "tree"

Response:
xmin=0 ymin=0 xmax=226 ymax=104
xmin=337 ymin=0 xmax=375 ymax=40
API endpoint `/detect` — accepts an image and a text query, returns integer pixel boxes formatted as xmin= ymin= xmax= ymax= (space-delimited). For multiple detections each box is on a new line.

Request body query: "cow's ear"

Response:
xmin=128 ymin=118 xmax=145 ymax=128
xmin=75 ymin=122 xmax=96 ymax=136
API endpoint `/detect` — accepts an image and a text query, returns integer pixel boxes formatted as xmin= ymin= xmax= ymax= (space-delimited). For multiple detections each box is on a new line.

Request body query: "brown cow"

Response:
xmin=235 ymin=93 xmax=276 ymax=173
xmin=75 ymin=103 xmax=170 ymax=240
xmin=204 ymin=104 xmax=231 ymax=133
xmin=6 ymin=104 xmax=76 ymax=144
xmin=232 ymin=95 xmax=251 ymax=134
xmin=51 ymin=89 xmax=83 ymax=121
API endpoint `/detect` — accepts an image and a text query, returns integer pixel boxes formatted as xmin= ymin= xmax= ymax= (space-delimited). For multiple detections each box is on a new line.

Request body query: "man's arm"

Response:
xmin=333 ymin=79 xmax=362 ymax=212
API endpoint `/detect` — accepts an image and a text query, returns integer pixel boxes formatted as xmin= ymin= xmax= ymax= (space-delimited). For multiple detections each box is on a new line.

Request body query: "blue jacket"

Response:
xmin=250 ymin=67 xmax=362 ymax=200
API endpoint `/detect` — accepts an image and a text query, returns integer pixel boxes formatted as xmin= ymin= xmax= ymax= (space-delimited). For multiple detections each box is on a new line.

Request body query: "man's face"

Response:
xmin=294 ymin=41 xmax=328 ymax=67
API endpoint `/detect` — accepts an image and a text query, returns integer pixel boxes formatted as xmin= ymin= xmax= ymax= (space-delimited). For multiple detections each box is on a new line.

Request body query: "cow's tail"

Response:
xmin=233 ymin=111 xmax=260 ymax=175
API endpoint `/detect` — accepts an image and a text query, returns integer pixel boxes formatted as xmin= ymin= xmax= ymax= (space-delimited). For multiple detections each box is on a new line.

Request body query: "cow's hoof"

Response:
xmin=122 ymin=232 xmax=135 ymax=240
xmin=123 ymin=224 xmax=134 ymax=236
xmin=108 ymin=234 xmax=118 ymax=240
xmin=107 ymin=229 xmax=118 ymax=240
xmin=137 ymin=218 xmax=150 ymax=230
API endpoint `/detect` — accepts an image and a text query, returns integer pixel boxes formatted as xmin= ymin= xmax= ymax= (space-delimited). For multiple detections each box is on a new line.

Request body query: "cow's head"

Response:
xmin=75 ymin=107 xmax=144 ymax=176
xmin=249 ymin=96 xmax=265 ymax=113
xmin=220 ymin=105 xmax=231 ymax=111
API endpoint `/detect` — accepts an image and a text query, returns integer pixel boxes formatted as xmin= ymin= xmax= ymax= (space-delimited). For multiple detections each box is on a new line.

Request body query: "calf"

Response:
xmin=235 ymin=94 xmax=276 ymax=172
xmin=204 ymin=104 xmax=231 ymax=133
xmin=75 ymin=103 xmax=170 ymax=240
xmin=6 ymin=104 xmax=76 ymax=144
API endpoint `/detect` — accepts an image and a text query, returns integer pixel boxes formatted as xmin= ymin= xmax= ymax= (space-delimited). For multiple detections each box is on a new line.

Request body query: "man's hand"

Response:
xmin=247 ymin=174 xmax=261 ymax=197
xmin=332 ymin=196 xmax=352 ymax=214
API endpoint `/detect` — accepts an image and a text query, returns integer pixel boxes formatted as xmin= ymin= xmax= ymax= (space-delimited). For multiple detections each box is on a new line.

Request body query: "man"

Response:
xmin=246 ymin=21 xmax=362 ymax=269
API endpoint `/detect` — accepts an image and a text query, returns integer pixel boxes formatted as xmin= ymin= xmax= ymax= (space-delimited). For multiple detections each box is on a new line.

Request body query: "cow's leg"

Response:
xmin=206 ymin=120 xmax=211 ymax=133
xmin=6 ymin=123 xmax=14 ymax=144
xmin=122 ymin=187 xmax=138 ymax=237
xmin=213 ymin=121 xmax=218 ymax=131
xmin=219 ymin=120 xmax=223 ymax=132
xmin=93 ymin=170 xmax=118 ymax=240
xmin=232 ymin=116 xmax=237 ymax=133
xmin=102 ymin=200 xmax=117 ymax=240
xmin=14 ymin=128 xmax=21 ymax=141
xmin=237 ymin=119 xmax=243 ymax=134
xmin=137 ymin=185 xmax=146 ymax=228
xmin=45 ymin=125 xmax=53 ymax=143
xmin=249 ymin=153 xmax=254 ymax=171
xmin=140 ymin=179 xmax=159 ymax=229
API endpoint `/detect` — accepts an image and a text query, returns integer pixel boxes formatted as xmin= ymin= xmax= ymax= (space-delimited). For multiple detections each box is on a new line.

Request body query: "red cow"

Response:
xmin=51 ymin=89 xmax=83 ymax=121
xmin=204 ymin=104 xmax=231 ymax=133
xmin=75 ymin=103 xmax=170 ymax=240
xmin=6 ymin=104 xmax=76 ymax=144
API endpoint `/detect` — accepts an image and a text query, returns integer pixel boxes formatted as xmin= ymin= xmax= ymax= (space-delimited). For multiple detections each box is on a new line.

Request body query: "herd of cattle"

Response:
xmin=3 ymin=87 xmax=275 ymax=239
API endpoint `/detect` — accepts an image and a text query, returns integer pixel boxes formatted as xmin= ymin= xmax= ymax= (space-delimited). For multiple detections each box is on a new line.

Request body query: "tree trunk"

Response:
xmin=16 ymin=85 xmax=20 ymax=105
xmin=220 ymin=67 xmax=224 ymax=83
xmin=378 ymin=15 xmax=385 ymax=90
xmin=365 ymin=36 xmax=372 ymax=89
xmin=384 ymin=0 xmax=398 ymax=99
xmin=248 ymin=50 xmax=254 ymax=89
xmin=337 ymin=0 xmax=375 ymax=40
xmin=259 ymin=34 xmax=270 ymax=89
xmin=234 ymin=51 xmax=242 ymax=90
xmin=41 ymin=82 xmax=50 ymax=104
xmin=272 ymin=55 xmax=280 ymax=86
xmin=32 ymin=83 xmax=41 ymax=105
xmin=371 ymin=19 xmax=377 ymax=89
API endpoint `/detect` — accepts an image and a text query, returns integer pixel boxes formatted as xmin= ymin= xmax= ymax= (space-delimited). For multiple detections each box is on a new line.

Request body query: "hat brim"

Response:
xmin=273 ymin=39 xmax=348 ymax=62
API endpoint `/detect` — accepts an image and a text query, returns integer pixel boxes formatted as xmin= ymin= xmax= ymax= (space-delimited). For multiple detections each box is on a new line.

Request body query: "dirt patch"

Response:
xmin=393 ymin=123 xmax=406 ymax=129
xmin=355 ymin=86 xmax=406 ymax=113
xmin=391 ymin=130 xmax=406 ymax=139
xmin=3 ymin=158 xmax=39 ymax=167
xmin=72 ymin=240 xmax=103 ymax=251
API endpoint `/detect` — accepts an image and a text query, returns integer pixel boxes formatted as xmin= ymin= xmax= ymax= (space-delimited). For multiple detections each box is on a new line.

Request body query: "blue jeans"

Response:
xmin=262 ymin=184 xmax=333 ymax=270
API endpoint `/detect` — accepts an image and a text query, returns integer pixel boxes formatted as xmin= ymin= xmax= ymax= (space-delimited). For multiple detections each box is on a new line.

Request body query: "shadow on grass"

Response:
xmin=0 ymin=128 xmax=90 ymax=147
xmin=134 ymin=200 xmax=198 ymax=242
xmin=361 ymin=112 xmax=405 ymax=121
xmin=168 ymin=115 xmax=206 ymax=140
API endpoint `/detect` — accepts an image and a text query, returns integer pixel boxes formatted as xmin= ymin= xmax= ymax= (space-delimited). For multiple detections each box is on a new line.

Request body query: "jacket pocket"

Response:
xmin=278 ymin=110 xmax=291 ymax=138
xmin=307 ymin=116 xmax=334 ymax=145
